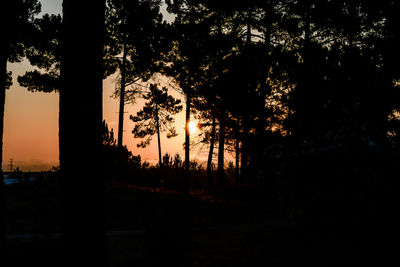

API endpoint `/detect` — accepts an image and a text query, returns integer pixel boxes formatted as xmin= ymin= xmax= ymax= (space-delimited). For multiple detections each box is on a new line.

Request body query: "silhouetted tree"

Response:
xmin=102 ymin=120 xmax=117 ymax=147
xmin=0 ymin=0 xmax=40 ymax=260
xmin=162 ymin=152 xmax=173 ymax=167
xmin=101 ymin=120 xmax=141 ymax=180
xmin=166 ymin=0 xmax=239 ymax=189
xmin=193 ymin=103 xmax=217 ymax=184
xmin=173 ymin=152 xmax=183 ymax=168
xmin=130 ymin=83 xmax=182 ymax=166
xmin=18 ymin=13 xmax=62 ymax=92
xmin=60 ymin=1 xmax=107 ymax=266
xmin=166 ymin=0 xmax=207 ymax=188
xmin=105 ymin=0 xmax=169 ymax=149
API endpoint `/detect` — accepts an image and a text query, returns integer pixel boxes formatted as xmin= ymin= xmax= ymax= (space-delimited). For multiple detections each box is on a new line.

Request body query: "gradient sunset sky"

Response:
xmin=2 ymin=0 xmax=217 ymax=171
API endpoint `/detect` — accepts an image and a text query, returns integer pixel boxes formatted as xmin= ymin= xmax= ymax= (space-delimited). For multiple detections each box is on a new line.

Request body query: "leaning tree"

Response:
xmin=105 ymin=0 xmax=172 ymax=149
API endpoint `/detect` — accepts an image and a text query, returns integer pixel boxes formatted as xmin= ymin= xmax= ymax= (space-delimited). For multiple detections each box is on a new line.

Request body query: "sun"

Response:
xmin=189 ymin=121 xmax=197 ymax=134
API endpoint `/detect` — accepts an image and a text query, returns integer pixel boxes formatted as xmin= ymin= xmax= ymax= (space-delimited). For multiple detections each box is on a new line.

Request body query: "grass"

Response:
xmin=4 ymin=172 xmax=384 ymax=266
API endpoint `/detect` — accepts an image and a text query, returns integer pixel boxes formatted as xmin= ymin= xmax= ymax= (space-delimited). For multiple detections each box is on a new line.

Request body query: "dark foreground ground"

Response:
xmin=4 ymin=175 xmax=393 ymax=266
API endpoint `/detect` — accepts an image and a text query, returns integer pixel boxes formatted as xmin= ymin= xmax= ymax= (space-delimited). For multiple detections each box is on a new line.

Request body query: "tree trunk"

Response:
xmin=155 ymin=106 xmax=162 ymax=167
xmin=303 ymin=7 xmax=311 ymax=66
xmin=0 ymin=0 xmax=13 ymax=259
xmin=251 ymin=5 xmax=273 ymax=173
xmin=117 ymin=42 xmax=127 ymax=148
xmin=217 ymin=109 xmax=225 ymax=188
xmin=260 ymin=4 xmax=272 ymax=137
xmin=246 ymin=9 xmax=252 ymax=44
xmin=60 ymin=1 xmax=107 ymax=266
xmin=0 ymin=31 xmax=8 ymax=264
xmin=240 ymin=10 xmax=253 ymax=182
xmin=207 ymin=111 xmax=216 ymax=188
xmin=184 ymin=90 xmax=191 ymax=190
xmin=235 ymin=123 xmax=240 ymax=184
xmin=240 ymin=115 xmax=249 ymax=183
xmin=216 ymin=8 xmax=225 ymax=189
xmin=264 ymin=4 xmax=272 ymax=54
xmin=295 ymin=4 xmax=312 ymax=142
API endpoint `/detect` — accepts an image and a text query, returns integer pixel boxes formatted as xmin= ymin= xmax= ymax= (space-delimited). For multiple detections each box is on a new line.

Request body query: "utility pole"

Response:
xmin=8 ymin=158 xmax=13 ymax=172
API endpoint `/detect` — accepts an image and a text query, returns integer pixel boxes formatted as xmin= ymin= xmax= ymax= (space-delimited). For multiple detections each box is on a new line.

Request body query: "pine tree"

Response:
xmin=18 ymin=13 xmax=62 ymax=92
xmin=105 ymin=0 xmax=170 ymax=148
xmin=60 ymin=1 xmax=107 ymax=266
xmin=0 ymin=0 xmax=41 ymax=261
xmin=130 ymin=83 xmax=182 ymax=166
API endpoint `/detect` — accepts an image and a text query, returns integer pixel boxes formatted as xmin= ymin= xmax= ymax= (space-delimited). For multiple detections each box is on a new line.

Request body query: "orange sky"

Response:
xmin=1 ymin=0 xmax=232 ymax=171
xmin=3 ymin=61 xmax=59 ymax=171
xmin=3 ymin=61 xmax=211 ymax=171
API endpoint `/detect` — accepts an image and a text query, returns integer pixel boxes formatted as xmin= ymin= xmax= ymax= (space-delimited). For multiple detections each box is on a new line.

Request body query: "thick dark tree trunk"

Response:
xmin=207 ymin=111 xmax=216 ymax=188
xmin=117 ymin=43 xmax=127 ymax=149
xmin=184 ymin=90 xmax=191 ymax=190
xmin=0 ymin=36 xmax=8 ymax=263
xmin=217 ymin=109 xmax=225 ymax=188
xmin=0 ymin=0 xmax=12 ymax=259
xmin=60 ymin=1 xmax=107 ymax=266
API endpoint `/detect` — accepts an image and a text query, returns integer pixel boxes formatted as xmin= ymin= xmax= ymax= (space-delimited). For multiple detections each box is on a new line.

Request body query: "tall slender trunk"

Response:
xmin=246 ymin=9 xmax=252 ymax=44
xmin=304 ymin=8 xmax=311 ymax=67
xmin=216 ymin=8 xmax=225 ymax=188
xmin=117 ymin=42 xmax=127 ymax=148
xmin=60 ymin=1 xmax=107 ymax=266
xmin=184 ymin=89 xmax=191 ymax=189
xmin=0 ymin=34 xmax=8 ymax=263
xmin=217 ymin=109 xmax=225 ymax=187
xmin=235 ymin=120 xmax=240 ymax=184
xmin=259 ymin=4 xmax=272 ymax=138
xmin=239 ymin=14 xmax=254 ymax=184
xmin=240 ymin=115 xmax=249 ymax=182
xmin=296 ymin=4 xmax=312 ymax=142
xmin=155 ymin=106 xmax=162 ymax=167
xmin=264 ymin=4 xmax=272 ymax=55
xmin=252 ymin=5 xmax=273 ymax=174
xmin=207 ymin=111 xmax=216 ymax=187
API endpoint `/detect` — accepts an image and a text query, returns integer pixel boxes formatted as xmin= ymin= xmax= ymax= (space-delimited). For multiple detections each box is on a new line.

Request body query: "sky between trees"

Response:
xmin=1 ymin=0 xmax=211 ymax=171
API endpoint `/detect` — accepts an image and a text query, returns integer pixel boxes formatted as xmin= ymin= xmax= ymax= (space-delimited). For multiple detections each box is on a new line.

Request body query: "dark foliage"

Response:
xmin=4 ymin=0 xmax=400 ymax=266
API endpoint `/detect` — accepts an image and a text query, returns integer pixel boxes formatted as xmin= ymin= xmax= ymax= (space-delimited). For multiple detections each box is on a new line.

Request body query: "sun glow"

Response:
xmin=189 ymin=121 xmax=197 ymax=134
